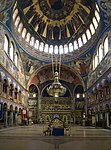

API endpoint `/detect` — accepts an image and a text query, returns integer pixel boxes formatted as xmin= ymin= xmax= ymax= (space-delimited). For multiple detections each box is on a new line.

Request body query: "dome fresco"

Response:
xmin=18 ymin=0 xmax=95 ymax=45
xmin=12 ymin=0 xmax=100 ymax=61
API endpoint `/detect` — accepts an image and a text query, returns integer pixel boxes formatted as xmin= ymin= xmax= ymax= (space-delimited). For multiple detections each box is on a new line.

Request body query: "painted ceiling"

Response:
xmin=18 ymin=0 xmax=95 ymax=45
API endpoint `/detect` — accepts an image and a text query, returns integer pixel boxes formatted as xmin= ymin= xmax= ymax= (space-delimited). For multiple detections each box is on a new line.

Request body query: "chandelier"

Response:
xmin=47 ymin=54 xmax=66 ymax=98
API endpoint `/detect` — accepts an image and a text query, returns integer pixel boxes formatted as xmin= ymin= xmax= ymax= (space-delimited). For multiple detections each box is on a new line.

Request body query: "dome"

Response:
xmin=12 ymin=0 xmax=101 ymax=61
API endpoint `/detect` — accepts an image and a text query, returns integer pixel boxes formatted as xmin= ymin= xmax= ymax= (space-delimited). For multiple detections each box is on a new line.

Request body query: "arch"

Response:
xmin=9 ymin=83 xmax=14 ymax=97
xmin=3 ymin=79 xmax=8 ymax=93
xmin=4 ymin=34 xmax=9 ymax=53
xmin=27 ymin=64 xmax=85 ymax=91
xmin=45 ymin=115 xmax=51 ymax=122
xmin=19 ymin=108 xmax=22 ymax=114
xmin=28 ymin=84 xmax=40 ymax=96
xmin=15 ymin=16 xmax=20 ymax=27
xmin=10 ymin=105 xmax=13 ymax=111
xmin=103 ymin=36 xmax=109 ymax=55
xmin=73 ymin=84 xmax=85 ymax=97
xmin=14 ymin=87 xmax=18 ymax=99
xmin=3 ymin=103 xmax=8 ymax=111
xmin=10 ymin=41 xmax=14 ymax=61
xmin=29 ymin=84 xmax=38 ymax=93
xmin=15 ymin=106 xmax=18 ymax=111
xmin=14 ymin=52 xmax=18 ymax=66
xmin=93 ymin=34 xmax=109 ymax=70
xmin=13 ymin=8 xmax=18 ymax=21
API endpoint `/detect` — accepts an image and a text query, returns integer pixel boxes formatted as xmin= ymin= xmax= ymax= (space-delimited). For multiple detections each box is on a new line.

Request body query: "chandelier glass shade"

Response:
xmin=47 ymin=54 xmax=66 ymax=97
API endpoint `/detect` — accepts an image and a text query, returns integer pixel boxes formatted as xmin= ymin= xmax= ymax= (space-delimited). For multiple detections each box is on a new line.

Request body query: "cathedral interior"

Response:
xmin=0 ymin=0 xmax=111 ymax=150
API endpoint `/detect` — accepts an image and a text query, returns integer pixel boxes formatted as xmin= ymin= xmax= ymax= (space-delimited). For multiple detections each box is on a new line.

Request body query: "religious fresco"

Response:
xmin=0 ymin=49 xmax=26 ymax=87
xmin=36 ymin=65 xmax=82 ymax=85
xmin=98 ymin=0 xmax=111 ymax=26
xmin=18 ymin=0 xmax=95 ymax=44
xmin=0 ymin=0 xmax=15 ymax=23
xmin=0 ymin=0 xmax=15 ymax=13
xmin=20 ymin=51 xmax=43 ymax=75
xmin=70 ymin=54 xmax=91 ymax=77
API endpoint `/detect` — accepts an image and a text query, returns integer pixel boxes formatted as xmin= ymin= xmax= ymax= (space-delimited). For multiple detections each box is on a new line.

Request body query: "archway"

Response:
xmin=28 ymin=84 xmax=38 ymax=124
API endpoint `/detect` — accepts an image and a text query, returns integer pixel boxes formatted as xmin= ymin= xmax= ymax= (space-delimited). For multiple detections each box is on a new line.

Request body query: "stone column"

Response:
xmin=105 ymin=112 xmax=109 ymax=127
xmin=6 ymin=86 xmax=9 ymax=99
xmin=95 ymin=113 xmax=98 ymax=127
xmin=4 ymin=111 xmax=8 ymax=128
xmin=10 ymin=111 xmax=13 ymax=126
xmin=96 ymin=114 xmax=98 ymax=122
xmin=14 ymin=112 xmax=18 ymax=126
xmin=71 ymin=97 xmax=75 ymax=124
xmin=100 ymin=113 xmax=103 ymax=120
xmin=38 ymin=96 xmax=42 ymax=123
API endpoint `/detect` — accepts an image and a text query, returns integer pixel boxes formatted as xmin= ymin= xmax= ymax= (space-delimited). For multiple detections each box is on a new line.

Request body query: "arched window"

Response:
xmin=93 ymin=17 xmax=98 ymax=29
xmin=14 ymin=52 xmax=18 ymax=66
xmin=104 ymin=36 xmax=109 ymax=55
xmin=14 ymin=88 xmax=18 ymax=99
xmin=96 ymin=4 xmax=100 ymax=12
xmin=95 ymin=10 xmax=100 ymax=23
xmin=13 ymin=9 xmax=18 ymax=21
xmin=3 ymin=79 xmax=8 ymax=93
xmin=10 ymin=42 xmax=14 ymax=61
xmin=26 ymin=32 xmax=31 ymax=42
xmin=90 ymin=24 xmax=95 ymax=35
xmin=22 ymin=28 xmax=27 ymax=38
xmin=39 ymin=42 xmax=44 ymax=51
xmin=59 ymin=45 xmax=64 ymax=54
xmin=44 ymin=44 xmax=49 ymax=53
xmin=69 ymin=43 xmax=73 ymax=52
xmin=94 ymin=51 xmax=99 ymax=69
xmin=18 ymin=22 xmax=23 ymax=33
xmin=86 ymin=29 xmax=91 ymax=40
xmin=34 ymin=40 xmax=39 ymax=49
xmin=49 ymin=45 xmax=53 ymax=54
xmin=30 ymin=36 xmax=35 ymax=46
xmin=74 ymin=40 xmax=78 ymax=50
xmin=64 ymin=44 xmax=68 ymax=53
xmin=9 ymin=84 xmax=13 ymax=97
xmin=4 ymin=35 xmax=9 ymax=53
xmin=98 ymin=44 xmax=103 ymax=62
xmin=54 ymin=45 xmax=59 ymax=54
xmin=82 ymin=34 xmax=87 ymax=44
xmin=15 ymin=16 xmax=20 ymax=27
xmin=78 ymin=37 xmax=83 ymax=48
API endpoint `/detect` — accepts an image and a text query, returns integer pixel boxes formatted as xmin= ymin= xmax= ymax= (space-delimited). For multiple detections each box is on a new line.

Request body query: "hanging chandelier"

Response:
xmin=47 ymin=54 xmax=66 ymax=98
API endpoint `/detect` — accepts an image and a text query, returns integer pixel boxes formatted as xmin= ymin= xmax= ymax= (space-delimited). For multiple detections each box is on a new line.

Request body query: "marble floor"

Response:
xmin=0 ymin=125 xmax=111 ymax=150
